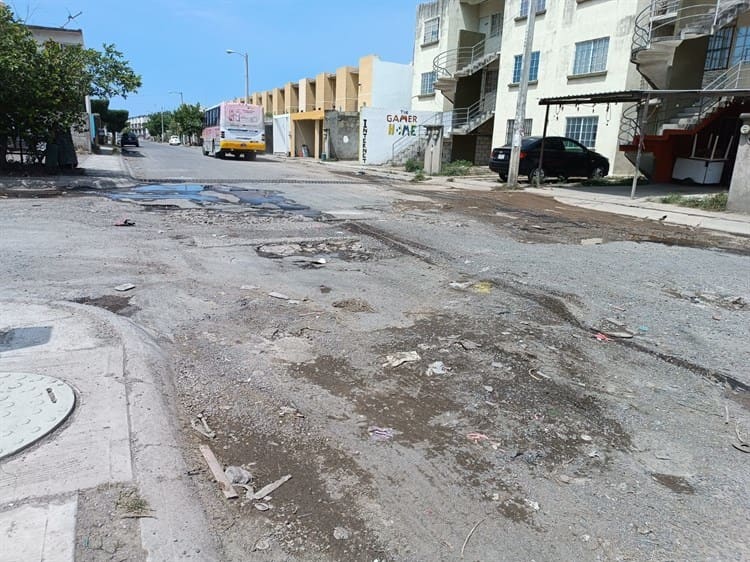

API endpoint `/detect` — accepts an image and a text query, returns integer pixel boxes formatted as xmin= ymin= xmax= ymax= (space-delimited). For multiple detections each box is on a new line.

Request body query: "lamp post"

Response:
xmin=169 ymin=90 xmax=184 ymax=106
xmin=226 ymin=49 xmax=249 ymax=104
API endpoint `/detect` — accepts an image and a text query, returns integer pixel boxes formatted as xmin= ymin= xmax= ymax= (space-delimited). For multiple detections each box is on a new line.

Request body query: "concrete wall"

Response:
xmin=491 ymin=0 xmax=649 ymax=174
xmin=316 ymin=73 xmax=336 ymax=111
xmin=299 ymin=78 xmax=316 ymax=112
xmin=359 ymin=107 xmax=439 ymax=164
xmin=324 ymin=111 xmax=360 ymax=160
xmin=371 ymin=58 xmax=413 ymax=109
xmin=284 ymin=83 xmax=299 ymax=113
xmin=727 ymin=113 xmax=750 ymax=212
xmin=358 ymin=55 xmax=375 ymax=109
xmin=272 ymin=88 xmax=286 ymax=115
xmin=336 ymin=67 xmax=359 ymax=112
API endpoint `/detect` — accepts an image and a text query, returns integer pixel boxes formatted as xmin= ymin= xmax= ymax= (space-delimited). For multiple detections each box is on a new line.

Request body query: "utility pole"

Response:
xmin=160 ymin=107 xmax=164 ymax=142
xmin=506 ymin=6 xmax=537 ymax=188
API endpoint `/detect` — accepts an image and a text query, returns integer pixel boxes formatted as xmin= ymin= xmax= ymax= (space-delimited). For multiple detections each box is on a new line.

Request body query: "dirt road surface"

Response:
xmin=2 ymin=146 xmax=749 ymax=561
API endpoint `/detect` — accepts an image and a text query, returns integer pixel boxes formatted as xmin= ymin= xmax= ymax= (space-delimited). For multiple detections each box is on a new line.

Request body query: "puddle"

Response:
xmin=92 ymin=183 xmax=319 ymax=216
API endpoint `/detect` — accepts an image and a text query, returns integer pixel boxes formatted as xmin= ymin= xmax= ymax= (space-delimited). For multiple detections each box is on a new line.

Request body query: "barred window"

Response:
xmin=420 ymin=71 xmax=436 ymax=95
xmin=572 ymin=37 xmax=609 ymax=75
xmin=512 ymin=51 xmax=540 ymax=83
xmin=730 ymin=26 xmax=750 ymax=65
xmin=423 ymin=17 xmax=440 ymax=44
xmin=520 ymin=0 xmax=546 ymax=17
xmin=505 ymin=118 xmax=533 ymax=145
xmin=565 ymin=116 xmax=598 ymax=148
xmin=705 ymin=27 xmax=733 ymax=70
xmin=490 ymin=13 xmax=502 ymax=37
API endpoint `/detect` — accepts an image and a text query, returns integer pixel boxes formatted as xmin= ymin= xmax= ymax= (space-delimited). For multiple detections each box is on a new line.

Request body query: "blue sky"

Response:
xmin=11 ymin=0 xmax=422 ymax=116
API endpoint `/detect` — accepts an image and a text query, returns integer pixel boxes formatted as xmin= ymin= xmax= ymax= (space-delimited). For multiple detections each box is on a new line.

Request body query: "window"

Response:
xmin=520 ymin=0 xmax=546 ymax=17
xmin=423 ymin=17 xmax=440 ymax=44
xmin=565 ymin=116 xmax=598 ymax=148
xmin=512 ymin=51 xmax=540 ymax=83
xmin=420 ymin=71 xmax=436 ymax=95
xmin=572 ymin=37 xmax=609 ymax=75
xmin=730 ymin=26 xmax=750 ymax=65
xmin=705 ymin=27 xmax=733 ymax=70
xmin=490 ymin=13 xmax=502 ymax=37
xmin=505 ymin=118 xmax=533 ymax=145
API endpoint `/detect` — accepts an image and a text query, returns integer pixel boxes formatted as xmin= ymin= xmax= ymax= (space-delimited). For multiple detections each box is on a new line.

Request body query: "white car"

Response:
xmin=168 ymin=135 xmax=181 ymax=146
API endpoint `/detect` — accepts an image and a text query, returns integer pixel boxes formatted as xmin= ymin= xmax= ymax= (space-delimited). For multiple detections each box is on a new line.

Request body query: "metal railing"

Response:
xmin=451 ymin=91 xmax=497 ymax=133
xmin=433 ymin=38 xmax=495 ymax=80
xmin=389 ymin=112 xmax=445 ymax=165
xmin=631 ymin=0 xmax=750 ymax=60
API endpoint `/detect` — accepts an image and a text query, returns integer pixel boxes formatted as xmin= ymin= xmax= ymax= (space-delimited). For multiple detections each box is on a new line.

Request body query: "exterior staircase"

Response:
xmin=451 ymin=91 xmax=497 ymax=135
xmin=387 ymin=112 xmax=447 ymax=166
xmin=433 ymin=38 xmax=500 ymax=102
xmin=631 ymin=0 xmax=750 ymax=88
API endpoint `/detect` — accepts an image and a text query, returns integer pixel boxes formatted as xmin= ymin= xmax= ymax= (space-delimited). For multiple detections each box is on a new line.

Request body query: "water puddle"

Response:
xmin=92 ymin=183 xmax=318 ymax=216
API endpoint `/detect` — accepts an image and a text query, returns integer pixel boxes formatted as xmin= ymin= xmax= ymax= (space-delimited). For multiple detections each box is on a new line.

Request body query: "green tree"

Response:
xmin=91 ymin=99 xmax=129 ymax=142
xmin=0 ymin=5 xmax=142 ymax=166
xmin=172 ymin=103 xmax=204 ymax=143
xmin=145 ymin=111 xmax=171 ymax=141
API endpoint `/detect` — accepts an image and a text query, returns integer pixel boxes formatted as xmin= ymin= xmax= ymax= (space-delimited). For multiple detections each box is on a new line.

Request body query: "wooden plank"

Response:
xmin=199 ymin=444 xmax=238 ymax=499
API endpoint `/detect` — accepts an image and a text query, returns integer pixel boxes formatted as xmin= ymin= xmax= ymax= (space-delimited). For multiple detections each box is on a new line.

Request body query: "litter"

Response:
xmin=191 ymin=414 xmax=216 ymax=439
xmin=268 ymin=292 xmax=290 ymax=300
xmin=483 ymin=386 xmax=494 ymax=393
xmin=426 ymin=361 xmax=448 ymax=376
xmin=224 ymin=466 xmax=252 ymax=485
xmin=580 ymin=237 xmax=603 ymax=246
xmin=382 ymin=351 xmax=420 ymax=367
xmin=457 ymin=340 xmax=481 ymax=350
xmin=467 ymin=432 xmax=490 ymax=443
xmin=251 ymin=474 xmax=292 ymax=501
xmin=198 ymin=444 xmax=238 ymax=499
xmin=368 ymin=426 xmax=395 ymax=441
xmin=114 ymin=283 xmax=135 ymax=292
xmin=580 ymin=434 xmax=593 ymax=442
xmin=279 ymin=406 xmax=304 ymax=418
xmin=601 ymin=330 xmax=634 ymax=339
xmin=594 ymin=332 xmax=611 ymax=342
xmin=449 ymin=281 xmax=472 ymax=290
xmin=333 ymin=527 xmax=351 ymax=540
xmin=252 ymin=538 xmax=271 ymax=551
xmin=114 ymin=218 xmax=135 ymax=226
xmin=460 ymin=518 xmax=486 ymax=558
xmin=253 ymin=502 xmax=271 ymax=511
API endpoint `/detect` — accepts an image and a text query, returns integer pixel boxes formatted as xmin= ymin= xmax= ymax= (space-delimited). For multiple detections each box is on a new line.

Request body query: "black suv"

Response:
xmin=119 ymin=132 xmax=139 ymax=147
xmin=489 ymin=136 xmax=609 ymax=182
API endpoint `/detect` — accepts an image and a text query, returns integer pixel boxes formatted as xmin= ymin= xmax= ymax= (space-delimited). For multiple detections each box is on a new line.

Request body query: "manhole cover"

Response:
xmin=0 ymin=372 xmax=76 ymax=460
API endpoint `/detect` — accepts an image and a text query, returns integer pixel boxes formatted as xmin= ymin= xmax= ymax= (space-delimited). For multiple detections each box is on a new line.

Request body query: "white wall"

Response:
xmin=359 ymin=108 xmax=438 ymax=164
xmin=491 ymin=0 xmax=648 ymax=173
xmin=372 ymin=59 xmax=414 ymax=109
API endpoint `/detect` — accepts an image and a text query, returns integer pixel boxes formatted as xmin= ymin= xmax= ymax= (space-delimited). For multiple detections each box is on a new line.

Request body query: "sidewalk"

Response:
xmin=526 ymin=184 xmax=750 ymax=237
xmin=0 ymin=300 xmax=218 ymax=561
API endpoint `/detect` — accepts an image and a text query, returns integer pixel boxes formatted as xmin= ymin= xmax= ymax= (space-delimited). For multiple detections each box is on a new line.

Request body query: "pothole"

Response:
xmin=256 ymin=238 xmax=371 ymax=262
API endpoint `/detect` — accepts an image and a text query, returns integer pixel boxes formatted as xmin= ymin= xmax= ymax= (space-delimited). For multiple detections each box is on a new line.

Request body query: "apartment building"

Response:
xmin=245 ymin=55 xmax=412 ymax=161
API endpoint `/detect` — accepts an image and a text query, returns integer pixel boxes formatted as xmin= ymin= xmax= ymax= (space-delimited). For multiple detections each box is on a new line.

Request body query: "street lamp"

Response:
xmin=169 ymin=90 xmax=184 ymax=106
xmin=226 ymin=49 xmax=249 ymax=104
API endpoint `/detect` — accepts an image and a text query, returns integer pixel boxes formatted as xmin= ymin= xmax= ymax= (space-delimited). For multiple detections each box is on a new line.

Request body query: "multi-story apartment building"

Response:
xmin=409 ymin=0 xmax=750 ymax=183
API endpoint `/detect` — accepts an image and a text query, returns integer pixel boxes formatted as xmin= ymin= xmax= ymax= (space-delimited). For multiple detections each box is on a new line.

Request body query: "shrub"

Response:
xmin=440 ymin=160 xmax=473 ymax=176
xmin=404 ymin=158 xmax=423 ymax=172
xmin=660 ymin=192 xmax=728 ymax=211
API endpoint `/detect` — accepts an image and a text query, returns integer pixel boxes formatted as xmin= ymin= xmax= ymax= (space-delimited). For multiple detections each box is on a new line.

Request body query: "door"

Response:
xmin=537 ymin=137 xmax=565 ymax=176
xmin=561 ymin=138 xmax=589 ymax=178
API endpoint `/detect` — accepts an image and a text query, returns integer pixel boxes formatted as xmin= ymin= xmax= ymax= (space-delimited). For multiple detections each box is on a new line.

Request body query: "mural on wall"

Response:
xmin=359 ymin=108 xmax=438 ymax=165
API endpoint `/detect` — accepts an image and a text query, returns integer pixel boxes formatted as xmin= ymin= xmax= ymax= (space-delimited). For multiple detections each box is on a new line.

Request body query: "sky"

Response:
xmin=9 ymin=0 xmax=422 ymax=116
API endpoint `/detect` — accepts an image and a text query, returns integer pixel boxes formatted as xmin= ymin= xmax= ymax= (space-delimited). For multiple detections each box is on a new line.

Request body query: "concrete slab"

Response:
xmin=0 ymin=497 xmax=77 ymax=562
xmin=0 ymin=372 xmax=76 ymax=459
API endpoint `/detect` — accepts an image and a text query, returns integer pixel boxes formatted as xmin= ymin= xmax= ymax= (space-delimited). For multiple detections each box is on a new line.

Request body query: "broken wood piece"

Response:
xmin=252 ymin=474 xmax=292 ymax=500
xmin=461 ymin=517 xmax=487 ymax=558
xmin=199 ymin=444 xmax=239 ymax=499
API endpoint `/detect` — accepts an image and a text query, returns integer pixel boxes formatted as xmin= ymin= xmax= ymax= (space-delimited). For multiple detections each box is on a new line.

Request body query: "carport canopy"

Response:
xmin=535 ymin=89 xmax=750 ymax=197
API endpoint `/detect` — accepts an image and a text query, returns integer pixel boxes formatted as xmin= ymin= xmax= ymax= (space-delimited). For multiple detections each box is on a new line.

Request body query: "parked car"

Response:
xmin=119 ymin=132 xmax=139 ymax=147
xmin=168 ymin=135 xmax=181 ymax=146
xmin=489 ymin=136 xmax=609 ymax=182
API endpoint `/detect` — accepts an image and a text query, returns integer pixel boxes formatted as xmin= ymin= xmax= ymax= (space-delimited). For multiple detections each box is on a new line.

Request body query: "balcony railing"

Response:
xmin=433 ymin=38 xmax=493 ymax=80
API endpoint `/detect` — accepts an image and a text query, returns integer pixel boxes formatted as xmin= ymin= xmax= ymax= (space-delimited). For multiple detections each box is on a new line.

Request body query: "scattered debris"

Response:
xmin=253 ymin=502 xmax=271 ymax=511
xmin=252 ymin=538 xmax=271 ymax=551
xmin=732 ymin=443 xmax=750 ymax=453
xmin=240 ymin=284 xmax=259 ymax=290
xmin=383 ymin=351 xmax=420 ymax=367
xmin=333 ymin=298 xmax=374 ymax=313
xmin=449 ymin=281 xmax=472 ymax=290
xmin=483 ymin=385 xmax=494 ymax=393
xmin=198 ymin=444 xmax=239 ymax=499
xmin=580 ymin=237 xmax=603 ymax=246
xmin=467 ymin=432 xmax=490 ymax=443
xmin=368 ymin=426 xmax=395 ymax=441
xmin=528 ymin=368 xmax=550 ymax=380
xmin=580 ymin=434 xmax=593 ymax=442
xmin=333 ymin=527 xmax=351 ymax=540
xmin=278 ymin=406 xmax=304 ymax=418
xmin=460 ymin=518 xmax=486 ymax=558
xmin=426 ymin=361 xmax=448 ymax=376
xmin=224 ymin=466 xmax=253 ymax=485
xmin=524 ymin=499 xmax=540 ymax=511
xmin=114 ymin=218 xmax=135 ymax=227
xmin=457 ymin=340 xmax=481 ymax=350
xmin=114 ymin=283 xmax=135 ymax=292
xmin=601 ymin=330 xmax=634 ymax=339
xmin=251 ymin=474 xmax=292 ymax=501
xmin=191 ymin=414 xmax=216 ymax=439
xmin=268 ymin=292 xmax=290 ymax=300
xmin=713 ymin=313 xmax=722 ymax=321
xmin=594 ymin=332 xmax=611 ymax=342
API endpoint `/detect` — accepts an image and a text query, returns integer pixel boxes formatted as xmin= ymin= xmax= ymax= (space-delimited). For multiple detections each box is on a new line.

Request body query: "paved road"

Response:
xmin=2 ymin=147 xmax=749 ymax=561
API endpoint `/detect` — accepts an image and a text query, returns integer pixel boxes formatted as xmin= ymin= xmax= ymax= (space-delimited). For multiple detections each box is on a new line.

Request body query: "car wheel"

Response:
xmin=589 ymin=166 xmax=606 ymax=179
xmin=528 ymin=167 xmax=546 ymax=184
xmin=498 ymin=172 xmax=507 ymax=181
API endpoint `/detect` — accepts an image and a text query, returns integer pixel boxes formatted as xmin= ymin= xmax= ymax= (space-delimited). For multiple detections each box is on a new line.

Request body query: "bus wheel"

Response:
xmin=215 ymin=151 xmax=225 ymax=159
xmin=202 ymin=148 xmax=209 ymax=156
xmin=247 ymin=151 xmax=257 ymax=161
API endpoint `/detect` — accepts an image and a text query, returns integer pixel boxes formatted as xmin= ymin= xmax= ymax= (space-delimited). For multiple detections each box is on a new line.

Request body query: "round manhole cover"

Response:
xmin=0 ymin=372 xmax=76 ymax=460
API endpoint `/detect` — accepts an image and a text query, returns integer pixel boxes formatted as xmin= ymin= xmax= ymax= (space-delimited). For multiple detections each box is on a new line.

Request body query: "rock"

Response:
xmin=333 ymin=527 xmax=351 ymax=540
xmin=268 ymin=292 xmax=290 ymax=300
xmin=426 ymin=361 xmax=448 ymax=376
xmin=224 ymin=466 xmax=253 ymax=485
xmin=580 ymin=238 xmax=604 ymax=246
xmin=114 ymin=283 xmax=135 ymax=292
xmin=383 ymin=351 xmax=420 ymax=368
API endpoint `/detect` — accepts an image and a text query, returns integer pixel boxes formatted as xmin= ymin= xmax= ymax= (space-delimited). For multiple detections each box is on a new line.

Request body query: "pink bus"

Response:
xmin=201 ymin=102 xmax=265 ymax=160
